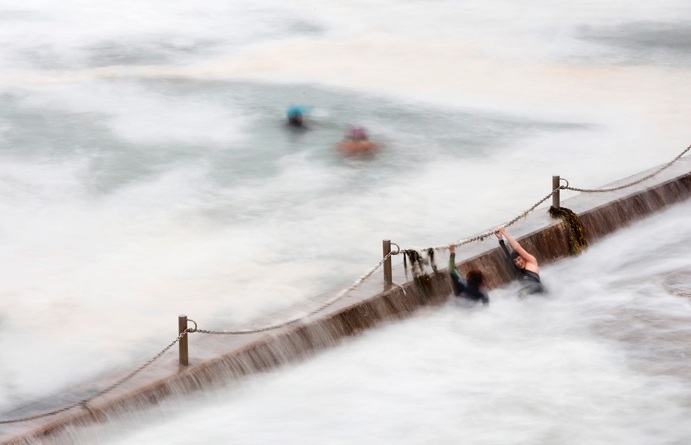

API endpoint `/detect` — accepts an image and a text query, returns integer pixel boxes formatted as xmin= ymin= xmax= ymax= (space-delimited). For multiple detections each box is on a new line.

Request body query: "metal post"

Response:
xmin=383 ymin=239 xmax=392 ymax=285
xmin=552 ymin=175 xmax=560 ymax=209
xmin=178 ymin=314 xmax=189 ymax=366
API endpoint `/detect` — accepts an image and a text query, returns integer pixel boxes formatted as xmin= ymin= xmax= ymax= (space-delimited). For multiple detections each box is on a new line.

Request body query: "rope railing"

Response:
xmin=0 ymin=329 xmax=190 ymax=424
xmin=0 ymin=252 xmax=401 ymax=425
xmin=195 ymin=249 xmax=399 ymax=335
xmin=564 ymin=144 xmax=691 ymax=193
xmin=1 ymin=144 xmax=688 ymax=425
xmin=426 ymin=186 xmax=562 ymax=253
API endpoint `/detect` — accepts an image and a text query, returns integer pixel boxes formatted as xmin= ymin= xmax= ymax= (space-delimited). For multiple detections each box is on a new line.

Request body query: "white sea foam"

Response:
xmin=87 ymin=201 xmax=691 ymax=445
xmin=0 ymin=1 xmax=690 ymax=441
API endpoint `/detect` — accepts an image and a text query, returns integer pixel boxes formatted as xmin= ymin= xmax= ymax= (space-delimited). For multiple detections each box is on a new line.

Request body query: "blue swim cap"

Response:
xmin=287 ymin=105 xmax=312 ymax=118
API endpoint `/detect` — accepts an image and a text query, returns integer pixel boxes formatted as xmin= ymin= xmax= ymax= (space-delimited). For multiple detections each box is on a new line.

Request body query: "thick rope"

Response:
xmin=429 ymin=143 xmax=690 ymax=252
xmin=196 ymin=251 xmax=398 ymax=335
xmin=429 ymin=187 xmax=562 ymax=252
xmin=564 ymin=144 xmax=690 ymax=193
xmin=0 ymin=329 xmax=190 ymax=424
xmin=0 ymin=252 xmax=402 ymax=423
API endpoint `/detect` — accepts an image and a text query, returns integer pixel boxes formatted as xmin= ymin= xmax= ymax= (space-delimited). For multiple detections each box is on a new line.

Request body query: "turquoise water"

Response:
xmin=1 ymin=0 xmax=691 ymax=442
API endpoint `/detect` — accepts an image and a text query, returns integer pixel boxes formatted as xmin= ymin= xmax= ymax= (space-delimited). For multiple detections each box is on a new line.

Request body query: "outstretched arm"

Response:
xmin=496 ymin=226 xmax=539 ymax=273
xmin=448 ymin=245 xmax=466 ymax=295
xmin=495 ymin=227 xmax=518 ymax=273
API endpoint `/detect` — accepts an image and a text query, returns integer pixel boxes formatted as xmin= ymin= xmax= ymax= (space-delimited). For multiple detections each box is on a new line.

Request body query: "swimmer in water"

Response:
xmin=286 ymin=105 xmax=310 ymax=129
xmin=336 ymin=125 xmax=379 ymax=157
xmin=495 ymin=225 xmax=544 ymax=297
xmin=448 ymin=244 xmax=489 ymax=305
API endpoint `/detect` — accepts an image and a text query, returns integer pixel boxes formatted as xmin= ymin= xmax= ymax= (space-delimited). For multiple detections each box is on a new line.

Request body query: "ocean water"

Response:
xmin=1 ymin=0 xmax=691 ymax=441
xmin=95 ymin=200 xmax=691 ymax=444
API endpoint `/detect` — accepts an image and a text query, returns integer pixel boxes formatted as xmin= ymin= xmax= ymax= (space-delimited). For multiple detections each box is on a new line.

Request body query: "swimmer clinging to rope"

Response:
xmin=494 ymin=225 xmax=545 ymax=297
xmin=448 ymin=244 xmax=489 ymax=305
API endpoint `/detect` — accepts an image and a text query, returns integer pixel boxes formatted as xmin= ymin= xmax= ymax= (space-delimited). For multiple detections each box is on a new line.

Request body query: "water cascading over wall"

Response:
xmin=1 ymin=156 xmax=690 ymax=445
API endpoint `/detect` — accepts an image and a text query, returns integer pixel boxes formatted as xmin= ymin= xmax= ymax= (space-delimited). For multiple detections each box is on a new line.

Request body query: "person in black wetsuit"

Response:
xmin=448 ymin=244 xmax=489 ymax=305
xmin=495 ymin=225 xmax=544 ymax=297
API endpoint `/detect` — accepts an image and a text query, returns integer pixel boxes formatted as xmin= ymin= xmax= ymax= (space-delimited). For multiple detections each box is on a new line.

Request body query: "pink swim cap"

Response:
xmin=345 ymin=125 xmax=367 ymax=139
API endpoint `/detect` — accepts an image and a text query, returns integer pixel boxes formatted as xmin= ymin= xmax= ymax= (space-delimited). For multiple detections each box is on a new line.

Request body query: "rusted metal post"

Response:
xmin=383 ymin=239 xmax=392 ymax=285
xmin=178 ymin=314 xmax=189 ymax=366
xmin=552 ymin=175 xmax=560 ymax=209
